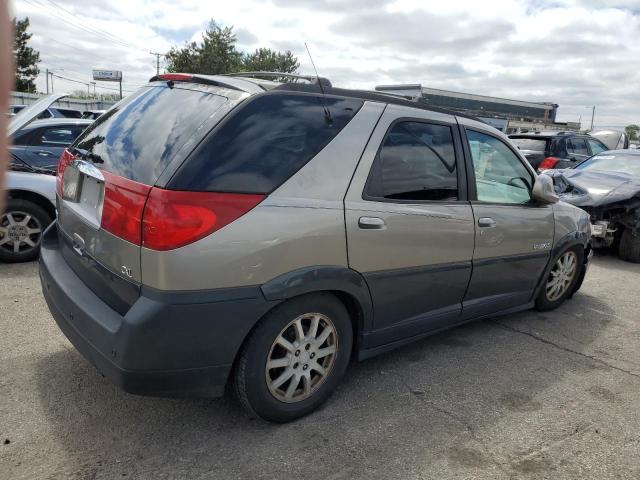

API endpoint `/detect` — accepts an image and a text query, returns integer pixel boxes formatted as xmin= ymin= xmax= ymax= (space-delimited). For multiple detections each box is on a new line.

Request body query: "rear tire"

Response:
xmin=535 ymin=246 xmax=584 ymax=311
xmin=619 ymin=229 xmax=640 ymax=263
xmin=0 ymin=199 xmax=53 ymax=263
xmin=232 ymin=293 xmax=353 ymax=422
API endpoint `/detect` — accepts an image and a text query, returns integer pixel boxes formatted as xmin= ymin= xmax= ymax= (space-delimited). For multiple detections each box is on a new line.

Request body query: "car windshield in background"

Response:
xmin=72 ymin=85 xmax=230 ymax=185
xmin=510 ymin=138 xmax=547 ymax=151
xmin=576 ymin=153 xmax=640 ymax=176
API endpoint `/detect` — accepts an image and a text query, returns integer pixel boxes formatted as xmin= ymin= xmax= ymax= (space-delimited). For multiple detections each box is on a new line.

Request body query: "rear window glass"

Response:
xmin=510 ymin=138 xmax=548 ymax=151
xmin=169 ymin=93 xmax=363 ymax=193
xmin=72 ymin=86 xmax=229 ymax=185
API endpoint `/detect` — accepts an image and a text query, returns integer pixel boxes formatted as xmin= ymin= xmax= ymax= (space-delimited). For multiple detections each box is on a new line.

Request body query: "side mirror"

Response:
xmin=532 ymin=174 xmax=559 ymax=205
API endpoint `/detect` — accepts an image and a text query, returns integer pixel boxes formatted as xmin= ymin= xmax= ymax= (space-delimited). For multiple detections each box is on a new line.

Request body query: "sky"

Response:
xmin=10 ymin=0 xmax=640 ymax=128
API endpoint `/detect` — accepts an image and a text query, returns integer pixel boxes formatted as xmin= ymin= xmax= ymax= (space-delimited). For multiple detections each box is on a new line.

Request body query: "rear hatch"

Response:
xmin=510 ymin=137 xmax=550 ymax=168
xmin=56 ymin=81 xmax=248 ymax=314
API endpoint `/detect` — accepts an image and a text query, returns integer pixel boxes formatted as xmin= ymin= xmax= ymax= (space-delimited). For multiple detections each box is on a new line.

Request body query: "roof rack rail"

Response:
xmin=224 ymin=71 xmax=332 ymax=88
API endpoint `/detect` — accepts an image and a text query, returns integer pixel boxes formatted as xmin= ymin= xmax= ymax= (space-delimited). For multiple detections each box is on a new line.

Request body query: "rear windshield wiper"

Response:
xmin=70 ymin=147 xmax=105 ymax=164
xmin=9 ymin=161 xmax=57 ymax=175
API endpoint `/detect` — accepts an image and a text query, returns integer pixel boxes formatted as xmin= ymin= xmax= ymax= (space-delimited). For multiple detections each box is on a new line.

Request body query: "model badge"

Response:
xmin=533 ymin=242 xmax=551 ymax=250
xmin=121 ymin=265 xmax=133 ymax=278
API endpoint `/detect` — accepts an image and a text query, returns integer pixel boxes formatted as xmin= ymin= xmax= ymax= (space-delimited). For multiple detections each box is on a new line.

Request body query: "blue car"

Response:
xmin=10 ymin=118 xmax=93 ymax=171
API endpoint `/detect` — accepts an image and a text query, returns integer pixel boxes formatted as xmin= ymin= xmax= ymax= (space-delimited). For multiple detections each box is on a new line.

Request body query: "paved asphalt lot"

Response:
xmin=1 ymin=254 xmax=639 ymax=479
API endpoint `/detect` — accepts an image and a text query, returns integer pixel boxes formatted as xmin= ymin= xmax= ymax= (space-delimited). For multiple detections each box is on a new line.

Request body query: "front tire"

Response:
xmin=0 ymin=199 xmax=53 ymax=263
xmin=619 ymin=229 xmax=640 ymax=263
xmin=232 ymin=293 xmax=353 ymax=422
xmin=535 ymin=246 xmax=584 ymax=311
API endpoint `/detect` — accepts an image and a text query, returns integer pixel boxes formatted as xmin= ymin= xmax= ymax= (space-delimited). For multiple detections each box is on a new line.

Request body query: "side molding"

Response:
xmin=261 ymin=266 xmax=374 ymax=332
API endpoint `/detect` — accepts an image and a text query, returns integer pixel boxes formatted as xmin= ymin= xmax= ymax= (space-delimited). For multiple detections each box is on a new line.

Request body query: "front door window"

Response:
xmin=467 ymin=130 xmax=533 ymax=204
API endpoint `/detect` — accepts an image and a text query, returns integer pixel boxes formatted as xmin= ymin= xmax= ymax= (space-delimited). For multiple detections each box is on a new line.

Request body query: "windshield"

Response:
xmin=510 ymin=138 xmax=548 ymax=151
xmin=576 ymin=153 xmax=640 ymax=176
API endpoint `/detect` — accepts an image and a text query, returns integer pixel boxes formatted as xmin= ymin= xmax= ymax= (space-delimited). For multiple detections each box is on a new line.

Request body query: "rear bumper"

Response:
xmin=39 ymin=223 xmax=275 ymax=398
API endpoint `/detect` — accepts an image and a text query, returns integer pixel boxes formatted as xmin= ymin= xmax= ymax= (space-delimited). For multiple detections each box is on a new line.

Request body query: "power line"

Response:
xmin=25 ymin=0 xmax=168 ymax=76
xmin=49 ymin=71 xmax=135 ymax=94
xmin=42 ymin=0 xmax=149 ymax=53
xmin=23 ymin=0 xmax=150 ymax=54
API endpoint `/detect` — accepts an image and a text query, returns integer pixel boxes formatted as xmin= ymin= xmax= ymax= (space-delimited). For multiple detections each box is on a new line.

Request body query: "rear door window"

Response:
xmin=365 ymin=121 xmax=458 ymax=201
xmin=35 ymin=126 xmax=85 ymax=146
xmin=72 ymin=85 xmax=230 ymax=185
xmin=566 ymin=138 xmax=589 ymax=156
xmin=169 ymin=93 xmax=363 ymax=193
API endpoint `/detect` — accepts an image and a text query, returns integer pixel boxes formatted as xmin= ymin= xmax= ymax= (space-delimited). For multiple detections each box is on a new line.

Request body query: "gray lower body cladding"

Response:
xmin=40 ymin=223 xmax=276 ymax=398
xmin=40 ymin=222 xmax=592 ymax=399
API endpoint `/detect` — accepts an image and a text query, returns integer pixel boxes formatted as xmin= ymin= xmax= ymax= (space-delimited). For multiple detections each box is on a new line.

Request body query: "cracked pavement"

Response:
xmin=1 ymin=253 xmax=639 ymax=479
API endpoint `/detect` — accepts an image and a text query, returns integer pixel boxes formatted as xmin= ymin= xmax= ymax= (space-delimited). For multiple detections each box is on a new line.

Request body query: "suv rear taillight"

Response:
xmin=538 ymin=156 xmax=560 ymax=171
xmin=141 ymin=189 xmax=264 ymax=251
xmin=68 ymin=166 xmax=264 ymax=250
xmin=100 ymin=172 xmax=151 ymax=245
xmin=56 ymin=148 xmax=77 ymax=196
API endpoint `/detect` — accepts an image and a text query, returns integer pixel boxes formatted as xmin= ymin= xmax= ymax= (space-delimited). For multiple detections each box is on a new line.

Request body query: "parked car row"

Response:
xmin=8 ymin=104 xmax=104 ymax=120
xmin=3 ymin=94 xmax=87 ymax=262
xmin=509 ymin=131 xmax=608 ymax=171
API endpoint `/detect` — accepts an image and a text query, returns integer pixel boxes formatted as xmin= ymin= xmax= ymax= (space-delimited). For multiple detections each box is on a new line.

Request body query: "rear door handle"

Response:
xmin=478 ymin=217 xmax=496 ymax=228
xmin=35 ymin=150 xmax=54 ymax=157
xmin=358 ymin=216 xmax=386 ymax=230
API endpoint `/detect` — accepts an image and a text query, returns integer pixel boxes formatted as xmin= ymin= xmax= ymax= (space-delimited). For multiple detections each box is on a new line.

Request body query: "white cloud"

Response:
xmin=11 ymin=0 xmax=640 ymax=127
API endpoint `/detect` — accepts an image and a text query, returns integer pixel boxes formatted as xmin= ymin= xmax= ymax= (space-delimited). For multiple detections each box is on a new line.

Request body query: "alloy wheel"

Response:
xmin=265 ymin=313 xmax=338 ymax=403
xmin=546 ymin=251 xmax=578 ymax=302
xmin=0 ymin=211 xmax=43 ymax=255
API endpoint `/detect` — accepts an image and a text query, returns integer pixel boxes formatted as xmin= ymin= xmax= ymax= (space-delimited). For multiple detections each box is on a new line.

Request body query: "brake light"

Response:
xmin=100 ymin=172 xmax=151 ymax=245
xmin=538 ymin=156 xmax=560 ymax=171
xmin=142 ymin=189 xmax=264 ymax=251
xmin=157 ymin=73 xmax=193 ymax=82
xmin=56 ymin=148 xmax=77 ymax=196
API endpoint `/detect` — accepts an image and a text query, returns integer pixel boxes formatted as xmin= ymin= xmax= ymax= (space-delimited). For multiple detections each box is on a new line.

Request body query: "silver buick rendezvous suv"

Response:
xmin=39 ymin=73 xmax=591 ymax=422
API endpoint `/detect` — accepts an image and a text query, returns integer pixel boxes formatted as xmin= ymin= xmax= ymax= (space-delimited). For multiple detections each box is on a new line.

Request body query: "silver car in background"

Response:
xmin=39 ymin=73 xmax=591 ymax=422
xmin=2 ymin=94 xmax=91 ymax=262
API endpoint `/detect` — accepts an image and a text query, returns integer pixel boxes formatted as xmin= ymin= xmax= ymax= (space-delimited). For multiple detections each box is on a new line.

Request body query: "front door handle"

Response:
xmin=358 ymin=216 xmax=386 ymax=230
xmin=478 ymin=217 xmax=496 ymax=228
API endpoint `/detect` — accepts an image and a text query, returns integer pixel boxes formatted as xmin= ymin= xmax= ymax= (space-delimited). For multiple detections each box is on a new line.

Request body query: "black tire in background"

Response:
xmin=232 ymin=293 xmax=353 ymax=423
xmin=535 ymin=246 xmax=584 ymax=311
xmin=0 ymin=198 xmax=53 ymax=263
xmin=619 ymin=229 xmax=640 ymax=263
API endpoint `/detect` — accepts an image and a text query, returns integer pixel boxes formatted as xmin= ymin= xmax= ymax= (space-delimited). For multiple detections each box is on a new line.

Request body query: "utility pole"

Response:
xmin=150 ymin=52 xmax=163 ymax=75
xmin=45 ymin=68 xmax=49 ymax=94
xmin=590 ymin=106 xmax=596 ymax=131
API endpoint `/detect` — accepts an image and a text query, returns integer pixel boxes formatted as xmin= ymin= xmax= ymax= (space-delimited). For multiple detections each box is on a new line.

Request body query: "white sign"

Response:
xmin=92 ymin=70 xmax=122 ymax=82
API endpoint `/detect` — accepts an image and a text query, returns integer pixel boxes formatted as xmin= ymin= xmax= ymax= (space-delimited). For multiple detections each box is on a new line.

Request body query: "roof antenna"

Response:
xmin=305 ymin=42 xmax=333 ymax=125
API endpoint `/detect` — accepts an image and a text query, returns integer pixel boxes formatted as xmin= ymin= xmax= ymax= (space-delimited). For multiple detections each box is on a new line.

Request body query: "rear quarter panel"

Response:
xmin=141 ymin=101 xmax=386 ymax=291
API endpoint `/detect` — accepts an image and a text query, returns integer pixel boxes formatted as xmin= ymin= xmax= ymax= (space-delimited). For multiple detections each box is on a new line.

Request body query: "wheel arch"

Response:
xmin=260 ymin=265 xmax=373 ymax=330
xmin=5 ymin=189 xmax=56 ymax=220
xmin=227 ymin=267 xmax=374 ymax=389
xmin=533 ymin=231 xmax=589 ymax=301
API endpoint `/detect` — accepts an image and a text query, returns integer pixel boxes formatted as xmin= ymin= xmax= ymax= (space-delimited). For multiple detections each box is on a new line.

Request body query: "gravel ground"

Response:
xmin=1 ymin=253 xmax=639 ymax=479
